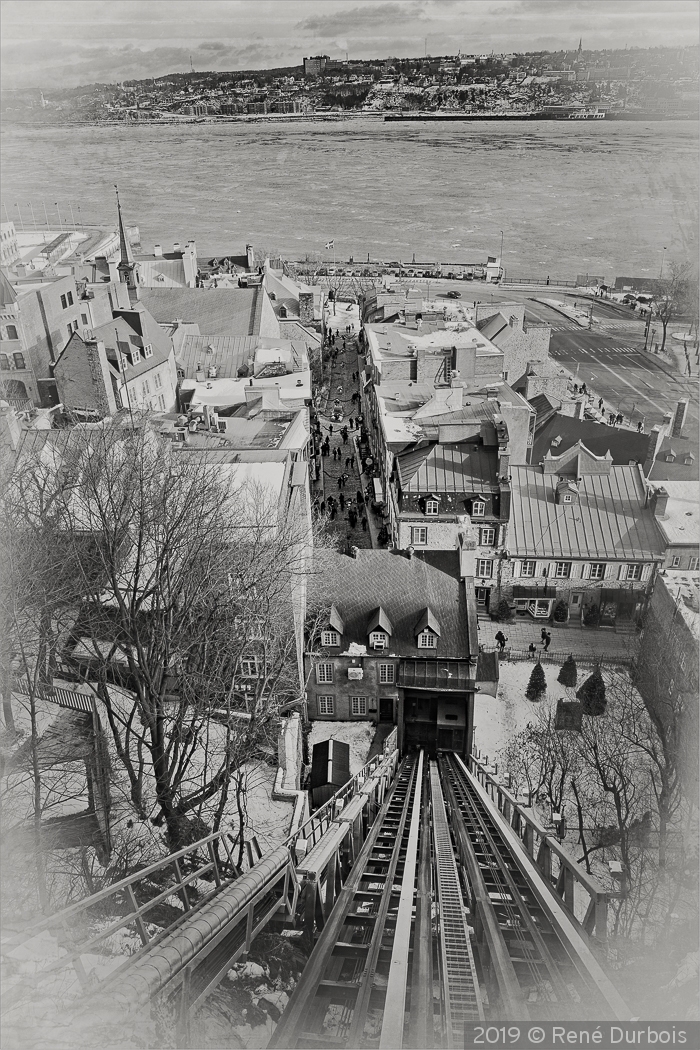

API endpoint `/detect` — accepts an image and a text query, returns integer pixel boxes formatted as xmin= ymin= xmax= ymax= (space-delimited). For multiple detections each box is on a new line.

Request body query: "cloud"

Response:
xmin=295 ymin=1 xmax=428 ymax=36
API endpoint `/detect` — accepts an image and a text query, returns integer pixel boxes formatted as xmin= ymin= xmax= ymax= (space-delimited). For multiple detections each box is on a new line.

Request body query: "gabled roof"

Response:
xmin=328 ymin=604 xmax=344 ymax=634
xmin=476 ymin=312 xmax=509 ymax=340
xmin=532 ymin=413 xmax=648 ymax=466
xmin=541 ymin=440 xmax=613 ymax=477
xmin=509 ymin=464 xmax=664 ymax=559
xmin=414 ymin=607 xmax=441 ymax=636
xmin=367 ymin=606 xmax=393 ymax=636
xmin=397 ymin=442 xmax=498 ymax=493
xmin=308 ymin=550 xmax=470 ymax=660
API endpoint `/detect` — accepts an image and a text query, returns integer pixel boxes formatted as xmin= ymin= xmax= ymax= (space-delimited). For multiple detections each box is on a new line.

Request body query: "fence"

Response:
xmin=502 ymin=275 xmax=577 ymax=287
xmin=480 ymin=644 xmax=634 ymax=668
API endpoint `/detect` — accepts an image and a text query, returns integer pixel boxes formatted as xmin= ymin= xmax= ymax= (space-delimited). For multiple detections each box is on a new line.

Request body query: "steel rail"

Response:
xmin=269 ymin=754 xmax=421 ymax=1048
xmin=445 ymin=754 xmax=630 ymax=1022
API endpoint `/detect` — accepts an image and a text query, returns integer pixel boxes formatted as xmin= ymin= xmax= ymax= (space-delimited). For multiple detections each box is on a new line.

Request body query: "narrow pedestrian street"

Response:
xmin=311 ymin=301 xmax=378 ymax=552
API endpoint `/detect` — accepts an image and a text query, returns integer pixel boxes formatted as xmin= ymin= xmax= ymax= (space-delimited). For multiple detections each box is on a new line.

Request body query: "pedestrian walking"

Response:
xmin=345 ymin=456 xmax=351 ymax=469
xmin=329 ymin=424 xmax=333 ymax=436
xmin=362 ymin=516 xmax=367 ymax=532
xmin=541 ymin=627 xmax=547 ymax=643
xmin=342 ymin=432 xmax=348 ymax=445
xmin=528 ymin=642 xmax=537 ymax=659
xmin=349 ymin=417 xmax=354 ymax=430
xmin=495 ymin=630 xmax=508 ymax=652
xmin=337 ymin=477 xmax=342 ymax=490
xmin=543 ymin=631 xmax=551 ymax=652
xmin=320 ymin=500 xmax=326 ymax=515
xmin=637 ymin=420 xmax=643 ymax=433
xmin=581 ymin=383 xmax=587 ymax=395
xmin=339 ymin=493 xmax=345 ymax=511
xmin=573 ymin=383 xmax=578 ymax=395
xmin=330 ymin=507 xmax=336 ymax=520
xmin=357 ymin=489 xmax=364 ymax=506
xmin=609 ymin=412 xmax=616 ymax=426
xmin=598 ymin=397 xmax=604 ymax=410
xmin=616 ymin=413 xmax=623 ymax=426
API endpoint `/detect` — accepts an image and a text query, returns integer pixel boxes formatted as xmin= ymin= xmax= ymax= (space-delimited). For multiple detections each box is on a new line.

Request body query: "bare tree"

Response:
xmin=3 ymin=423 xmax=316 ymax=853
xmin=654 ymin=261 xmax=698 ymax=352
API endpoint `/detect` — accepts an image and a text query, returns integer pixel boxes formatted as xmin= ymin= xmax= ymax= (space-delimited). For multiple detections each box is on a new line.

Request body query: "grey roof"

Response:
xmin=0 ymin=268 xmax=17 ymax=308
xmin=367 ymin=606 xmax=393 ymax=636
xmin=140 ymin=287 xmax=262 ymax=338
xmin=476 ymin=312 xmax=509 ymax=340
xmin=533 ymin=414 xmax=648 ymax=466
xmin=648 ymin=435 xmax=699 ymax=482
xmin=509 ymin=464 xmax=665 ymax=559
xmin=397 ymin=442 xmax=499 ymax=493
xmin=328 ymin=604 xmax=344 ymax=634
xmin=308 ymin=550 xmax=469 ymax=659
xmin=414 ymin=607 xmax=441 ymax=636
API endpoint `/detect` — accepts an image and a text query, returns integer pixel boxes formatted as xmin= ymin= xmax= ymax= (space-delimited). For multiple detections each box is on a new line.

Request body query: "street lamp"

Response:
xmin=659 ymin=246 xmax=667 ymax=280
xmin=499 ymin=230 xmax=504 ymax=280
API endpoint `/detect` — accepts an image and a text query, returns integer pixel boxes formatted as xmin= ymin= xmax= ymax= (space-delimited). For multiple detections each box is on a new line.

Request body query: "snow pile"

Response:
xmin=308 ymin=721 xmax=375 ymax=775
xmin=473 ymin=661 xmax=565 ymax=762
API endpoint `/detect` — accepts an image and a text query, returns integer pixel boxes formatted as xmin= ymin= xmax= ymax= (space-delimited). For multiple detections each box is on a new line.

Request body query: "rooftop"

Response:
xmin=140 ymin=286 xmax=263 ymax=339
xmin=397 ymin=442 xmax=499 ymax=493
xmin=366 ymin=320 xmax=503 ymax=365
xmin=649 ymin=480 xmax=699 ymax=547
xmin=648 ymin=433 xmax=699 ymax=482
xmin=532 ymin=412 xmax=649 ymax=465
xmin=309 ymin=549 xmax=470 ymax=660
xmin=509 ymin=463 xmax=665 ymax=560
xmin=658 ymin=570 xmax=700 ymax=639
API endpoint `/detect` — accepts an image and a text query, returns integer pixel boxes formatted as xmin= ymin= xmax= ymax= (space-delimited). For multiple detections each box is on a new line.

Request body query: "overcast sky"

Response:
xmin=2 ymin=0 xmax=698 ymax=91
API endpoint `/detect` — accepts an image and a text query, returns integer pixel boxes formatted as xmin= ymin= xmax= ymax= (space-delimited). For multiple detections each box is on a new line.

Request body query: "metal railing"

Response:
xmin=1 ymin=726 xmax=399 ymax=1011
xmin=502 ymin=275 xmax=577 ymax=287
xmin=467 ymin=752 xmax=610 ymax=941
xmin=480 ymin=645 xmax=634 ymax=667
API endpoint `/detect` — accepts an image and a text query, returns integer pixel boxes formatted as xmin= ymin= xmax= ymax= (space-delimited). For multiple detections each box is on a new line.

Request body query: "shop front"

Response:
xmin=512 ymin=584 xmax=557 ymax=619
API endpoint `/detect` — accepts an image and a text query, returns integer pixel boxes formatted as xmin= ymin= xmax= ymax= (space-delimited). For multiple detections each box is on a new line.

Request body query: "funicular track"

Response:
xmin=269 ymin=753 xmax=427 ymax=1049
xmin=439 ymin=753 xmax=630 ymax=1023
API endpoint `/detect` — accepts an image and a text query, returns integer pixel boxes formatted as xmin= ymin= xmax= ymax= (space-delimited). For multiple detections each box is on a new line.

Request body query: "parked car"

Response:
xmin=446 ymin=289 xmax=462 ymax=298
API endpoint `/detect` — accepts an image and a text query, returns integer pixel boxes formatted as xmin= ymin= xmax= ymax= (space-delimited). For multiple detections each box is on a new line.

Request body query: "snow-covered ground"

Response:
xmin=307 ymin=721 xmax=375 ymax=775
xmin=473 ymin=661 xmax=566 ymax=763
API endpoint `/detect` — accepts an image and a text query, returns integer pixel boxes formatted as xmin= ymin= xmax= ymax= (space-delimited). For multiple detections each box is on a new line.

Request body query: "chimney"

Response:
xmin=498 ymin=448 xmax=510 ymax=478
xmin=652 ymin=486 xmax=669 ymax=518
xmin=173 ymin=242 xmax=181 ymax=254
xmin=246 ymin=243 xmax=254 ymax=270
xmin=406 ymin=544 xmax=415 ymax=560
xmin=661 ymin=411 xmax=673 ymax=435
xmin=154 ymin=244 xmax=163 ymax=257
xmin=672 ymin=398 xmax=688 ymax=438
xmin=573 ymin=398 xmax=586 ymax=420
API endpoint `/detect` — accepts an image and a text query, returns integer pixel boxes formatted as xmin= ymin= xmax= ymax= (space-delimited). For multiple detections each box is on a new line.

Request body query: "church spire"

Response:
xmin=115 ymin=185 xmax=139 ymax=305
xmin=578 ymin=38 xmax=582 ymax=53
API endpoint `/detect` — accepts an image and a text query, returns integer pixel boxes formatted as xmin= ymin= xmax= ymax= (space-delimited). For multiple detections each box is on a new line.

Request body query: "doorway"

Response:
xmin=476 ymin=587 xmax=490 ymax=610
xmin=379 ymin=697 xmax=394 ymax=723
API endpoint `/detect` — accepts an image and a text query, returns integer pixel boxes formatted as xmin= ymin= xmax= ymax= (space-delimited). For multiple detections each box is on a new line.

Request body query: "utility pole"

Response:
xmin=55 ymin=203 xmax=63 ymax=232
xmin=15 ymin=203 xmax=25 ymax=232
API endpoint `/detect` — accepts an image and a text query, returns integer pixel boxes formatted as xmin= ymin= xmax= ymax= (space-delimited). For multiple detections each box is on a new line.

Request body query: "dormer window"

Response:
xmin=471 ymin=500 xmax=485 ymax=517
xmin=418 ymin=631 xmax=437 ymax=649
xmin=664 ymin=451 xmax=676 ymax=462
xmin=131 ymin=348 xmax=141 ymax=365
xmin=370 ymin=631 xmax=388 ymax=649
xmin=425 ymin=499 xmax=439 ymax=516
xmin=562 ymin=493 xmax=573 ymax=503
xmin=143 ymin=343 xmax=153 ymax=358
xmin=322 ymin=630 xmax=340 ymax=647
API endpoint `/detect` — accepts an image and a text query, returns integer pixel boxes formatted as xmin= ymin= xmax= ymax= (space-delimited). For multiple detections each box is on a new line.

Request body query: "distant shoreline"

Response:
xmin=3 ymin=109 xmax=696 ymax=130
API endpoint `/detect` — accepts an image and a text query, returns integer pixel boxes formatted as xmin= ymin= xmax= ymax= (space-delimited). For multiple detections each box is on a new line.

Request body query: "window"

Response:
xmin=411 ymin=526 xmax=428 ymax=545
xmin=624 ymin=564 xmax=642 ymax=581
xmin=476 ymin=559 xmax=493 ymax=578
xmin=81 ymin=312 xmax=89 ymax=326
xmin=322 ymin=630 xmax=340 ymax=647
xmin=154 ymin=371 xmax=163 ymax=390
xmin=562 ymin=493 xmax=573 ymax=504
xmin=158 ymin=394 xmax=166 ymax=411
xmin=690 ymin=557 xmax=699 ymax=571
xmin=6 ymin=324 xmax=18 ymax=339
xmin=555 ymin=561 xmax=572 ymax=578
xmin=480 ymin=527 xmax=496 ymax=546
xmin=351 ymin=696 xmax=367 ymax=716
xmin=425 ymin=499 xmax=439 ymax=516
xmin=589 ymin=563 xmax=605 ymax=580
xmin=318 ymin=695 xmax=334 ymax=716
xmin=316 ymin=662 xmax=334 ymax=684
xmin=471 ymin=500 xmax=485 ymax=517
xmin=131 ymin=348 xmax=141 ymax=364
xmin=12 ymin=353 xmax=25 ymax=370
xmin=671 ymin=555 xmax=681 ymax=568
xmin=418 ymin=631 xmax=437 ymax=648
xmin=241 ymin=657 xmax=259 ymax=678
xmin=143 ymin=343 xmax=153 ymax=358
xmin=520 ymin=560 xmax=536 ymax=577
xmin=142 ymin=380 xmax=150 ymax=398
xmin=369 ymin=631 xmax=387 ymax=649
xmin=66 ymin=290 xmax=74 ymax=306
xmin=60 ymin=294 xmax=68 ymax=309
xmin=67 ymin=322 xmax=77 ymax=339
xmin=249 ymin=617 xmax=265 ymax=640
xmin=0 ymin=354 xmax=9 ymax=371
xmin=379 ymin=663 xmax=395 ymax=684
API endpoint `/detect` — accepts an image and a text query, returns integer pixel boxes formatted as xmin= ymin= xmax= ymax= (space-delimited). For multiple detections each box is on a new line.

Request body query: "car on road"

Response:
xmin=446 ymin=289 xmax=462 ymax=298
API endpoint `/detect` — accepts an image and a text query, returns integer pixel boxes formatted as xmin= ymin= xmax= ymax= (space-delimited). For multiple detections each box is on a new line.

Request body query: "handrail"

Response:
xmin=8 ymin=726 xmax=399 ymax=947
xmin=467 ymin=752 xmax=610 ymax=939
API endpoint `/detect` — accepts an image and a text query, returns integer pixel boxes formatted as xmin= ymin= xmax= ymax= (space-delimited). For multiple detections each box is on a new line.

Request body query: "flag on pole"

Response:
xmin=325 ymin=240 xmax=334 ymax=250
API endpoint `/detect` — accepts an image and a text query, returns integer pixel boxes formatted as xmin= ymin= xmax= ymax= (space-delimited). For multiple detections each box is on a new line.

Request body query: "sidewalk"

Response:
xmin=478 ymin=617 xmax=637 ymax=664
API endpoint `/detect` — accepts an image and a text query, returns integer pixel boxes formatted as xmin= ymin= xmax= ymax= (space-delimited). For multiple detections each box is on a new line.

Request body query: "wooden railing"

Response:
xmin=467 ymin=751 xmax=611 ymax=941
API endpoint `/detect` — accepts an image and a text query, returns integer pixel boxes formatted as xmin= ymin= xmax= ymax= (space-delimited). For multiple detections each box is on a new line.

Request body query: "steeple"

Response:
xmin=578 ymin=38 xmax=582 ymax=54
xmin=115 ymin=185 xmax=139 ymax=306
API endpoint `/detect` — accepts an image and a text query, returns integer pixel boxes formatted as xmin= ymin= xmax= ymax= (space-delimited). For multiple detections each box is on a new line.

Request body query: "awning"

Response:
xmin=373 ymin=478 xmax=384 ymax=502
xmin=398 ymin=659 xmax=475 ymax=691
xmin=512 ymin=585 xmax=556 ymax=598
